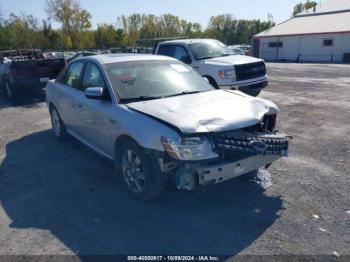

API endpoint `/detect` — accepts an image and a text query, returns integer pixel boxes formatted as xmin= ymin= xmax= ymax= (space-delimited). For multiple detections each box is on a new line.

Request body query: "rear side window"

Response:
xmin=82 ymin=63 xmax=106 ymax=91
xmin=62 ymin=62 xmax=84 ymax=90
xmin=158 ymin=45 xmax=173 ymax=57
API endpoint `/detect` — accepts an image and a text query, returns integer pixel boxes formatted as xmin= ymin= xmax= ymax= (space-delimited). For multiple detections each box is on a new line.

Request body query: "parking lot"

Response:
xmin=0 ymin=63 xmax=349 ymax=257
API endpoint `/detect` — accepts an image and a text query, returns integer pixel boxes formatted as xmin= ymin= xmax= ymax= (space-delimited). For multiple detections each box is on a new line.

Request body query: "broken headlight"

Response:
xmin=161 ymin=136 xmax=218 ymax=161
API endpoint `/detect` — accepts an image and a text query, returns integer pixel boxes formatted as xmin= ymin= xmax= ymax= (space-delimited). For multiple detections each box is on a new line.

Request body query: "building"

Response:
xmin=252 ymin=0 xmax=350 ymax=62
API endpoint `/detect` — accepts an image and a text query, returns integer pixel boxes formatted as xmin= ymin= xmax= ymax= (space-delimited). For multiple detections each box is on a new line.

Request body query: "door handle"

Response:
xmin=77 ymin=104 xmax=83 ymax=109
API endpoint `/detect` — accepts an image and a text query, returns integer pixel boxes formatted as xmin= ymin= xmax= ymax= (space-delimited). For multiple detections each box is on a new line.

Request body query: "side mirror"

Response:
xmin=85 ymin=87 xmax=105 ymax=100
xmin=181 ymin=56 xmax=192 ymax=64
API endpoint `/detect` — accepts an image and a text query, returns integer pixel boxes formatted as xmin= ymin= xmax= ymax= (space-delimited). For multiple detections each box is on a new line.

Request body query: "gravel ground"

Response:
xmin=0 ymin=63 xmax=349 ymax=258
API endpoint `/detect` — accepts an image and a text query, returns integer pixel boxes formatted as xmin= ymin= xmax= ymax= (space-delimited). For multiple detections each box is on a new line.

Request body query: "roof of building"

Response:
xmin=255 ymin=0 xmax=350 ymax=38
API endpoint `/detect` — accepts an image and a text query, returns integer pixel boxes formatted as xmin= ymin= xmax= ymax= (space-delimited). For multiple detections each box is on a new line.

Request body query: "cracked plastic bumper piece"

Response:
xmin=196 ymin=154 xmax=281 ymax=185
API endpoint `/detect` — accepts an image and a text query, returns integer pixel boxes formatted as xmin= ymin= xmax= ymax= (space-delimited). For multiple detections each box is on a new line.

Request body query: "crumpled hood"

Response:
xmin=203 ymin=55 xmax=263 ymax=66
xmin=126 ymin=90 xmax=279 ymax=134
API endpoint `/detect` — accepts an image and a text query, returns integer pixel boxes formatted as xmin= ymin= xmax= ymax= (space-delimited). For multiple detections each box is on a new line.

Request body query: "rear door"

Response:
xmin=55 ymin=61 xmax=85 ymax=131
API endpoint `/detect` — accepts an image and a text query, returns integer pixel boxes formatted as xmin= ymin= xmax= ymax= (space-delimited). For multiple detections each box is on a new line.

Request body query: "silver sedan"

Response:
xmin=46 ymin=54 xmax=289 ymax=200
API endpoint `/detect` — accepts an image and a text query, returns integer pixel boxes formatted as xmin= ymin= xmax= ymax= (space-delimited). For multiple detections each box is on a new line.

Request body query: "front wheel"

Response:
xmin=245 ymin=89 xmax=261 ymax=97
xmin=204 ymin=76 xmax=219 ymax=89
xmin=115 ymin=140 xmax=165 ymax=200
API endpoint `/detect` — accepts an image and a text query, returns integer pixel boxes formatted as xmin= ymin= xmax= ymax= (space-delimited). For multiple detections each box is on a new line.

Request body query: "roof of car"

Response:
xmin=85 ymin=53 xmax=177 ymax=64
xmin=159 ymin=38 xmax=219 ymax=45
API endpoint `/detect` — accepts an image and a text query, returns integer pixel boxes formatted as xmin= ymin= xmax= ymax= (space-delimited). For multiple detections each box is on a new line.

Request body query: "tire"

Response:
xmin=115 ymin=140 xmax=165 ymax=200
xmin=5 ymin=81 xmax=17 ymax=100
xmin=204 ymin=76 xmax=219 ymax=89
xmin=245 ymin=89 xmax=261 ymax=97
xmin=50 ymin=106 xmax=68 ymax=140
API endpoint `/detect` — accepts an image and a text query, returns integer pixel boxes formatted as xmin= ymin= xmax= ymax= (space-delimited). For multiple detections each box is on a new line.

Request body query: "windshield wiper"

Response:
xmin=197 ymin=56 xmax=215 ymax=60
xmin=165 ymin=91 xmax=202 ymax=98
xmin=120 ymin=95 xmax=163 ymax=103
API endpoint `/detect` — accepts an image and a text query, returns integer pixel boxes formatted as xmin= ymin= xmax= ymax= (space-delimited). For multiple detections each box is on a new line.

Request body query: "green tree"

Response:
xmin=3 ymin=12 xmax=41 ymax=49
xmin=292 ymin=3 xmax=304 ymax=16
xmin=46 ymin=0 xmax=92 ymax=49
xmin=292 ymin=1 xmax=317 ymax=17
xmin=159 ymin=14 xmax=181 ymax=37
xmin=304 ymin=0 xmax=317 ymax=11
xmin=180 ymin=20 xmax=202 ymax=38
xmin=205 ymin=14 xmax=235 ymax=43
xmin=95 ymin=24 xmax=124 ymax=49
xmin=118 ymin=14 xmax=143 ymax=45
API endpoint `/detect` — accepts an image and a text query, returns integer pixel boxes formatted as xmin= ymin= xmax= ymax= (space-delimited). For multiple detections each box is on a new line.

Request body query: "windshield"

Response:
xmin=189 ymin=40 xmax=233 ymax=60
xmin=105 ymin=60 xmax=214 ymax=102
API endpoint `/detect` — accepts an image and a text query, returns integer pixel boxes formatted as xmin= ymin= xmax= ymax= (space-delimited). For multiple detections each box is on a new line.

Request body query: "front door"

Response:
xmin=76 ymin=62 xmax=114 ymax=156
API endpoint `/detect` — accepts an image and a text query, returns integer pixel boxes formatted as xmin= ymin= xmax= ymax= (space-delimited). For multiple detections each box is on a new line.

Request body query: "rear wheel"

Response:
xmin=50 ymin=106 xmax=67 ymax=140
xmin=115 ymin=140 xmax=165 ymax=200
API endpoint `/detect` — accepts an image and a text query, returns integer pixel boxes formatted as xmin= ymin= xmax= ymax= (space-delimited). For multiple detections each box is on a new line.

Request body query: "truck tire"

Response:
xmin=115 ymin=139 xmax=165 ymax=200
xmin=245 ymin=89 xmax=261 ymax=97
xmin=204 ymin=76 xmax=218 ymax=89
xmin=50 ymin=106 xmax=68 ymax=140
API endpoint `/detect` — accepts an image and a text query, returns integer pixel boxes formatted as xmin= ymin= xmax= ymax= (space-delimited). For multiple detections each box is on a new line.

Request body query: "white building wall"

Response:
xmin=257 ymin=32 xmax=350 ymax=62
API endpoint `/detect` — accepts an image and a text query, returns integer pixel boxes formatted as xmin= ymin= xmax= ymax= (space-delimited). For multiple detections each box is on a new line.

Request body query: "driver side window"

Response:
xmin=82 ymin=63 xmax=106 ymax=91
xmin=173 ymin=46 xmax=191 ymax=64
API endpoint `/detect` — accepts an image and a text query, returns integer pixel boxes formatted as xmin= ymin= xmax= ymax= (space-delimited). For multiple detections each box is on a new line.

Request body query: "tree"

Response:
xmin=292 ymin=1 xmax=317 ymax=17
xmin=292 ymin=3 xmax=304 ymax=16
xmin=118 ymin=14 xmax=143 ymax=45
xmin=205 ymin=14 xmax=235 ymax=43
xmin=46 ymin=0 xmax=92 ymax=49
xmin=3 ymin=12 xmax=41 ymax=49
xmin=159 ymin=14 xmax=181 ymax=37
xmin=96 ymin=23 xmax=124 ymax=49
xmin=180 ymin=20 xmax=202 ymax=38
xmin=304 ymin=0 xmax=317 ymax=11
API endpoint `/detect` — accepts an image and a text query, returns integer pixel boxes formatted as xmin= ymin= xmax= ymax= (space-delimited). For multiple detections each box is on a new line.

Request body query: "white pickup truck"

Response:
xmin=154 ymin=39 xmax=268 ymax=96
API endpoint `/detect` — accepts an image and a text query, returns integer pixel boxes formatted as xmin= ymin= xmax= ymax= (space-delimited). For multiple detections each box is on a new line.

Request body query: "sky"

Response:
xmin=0 ymin=0 xmax=307 ymax=29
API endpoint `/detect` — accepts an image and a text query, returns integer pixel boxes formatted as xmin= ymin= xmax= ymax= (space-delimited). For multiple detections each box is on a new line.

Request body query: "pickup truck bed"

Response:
xmin=0 ymin=49 xmax=65 ymax=100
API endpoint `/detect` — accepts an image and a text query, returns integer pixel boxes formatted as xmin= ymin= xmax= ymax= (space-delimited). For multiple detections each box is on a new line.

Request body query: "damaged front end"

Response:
xmin=159 ymin=115 xmax=290 ymax=191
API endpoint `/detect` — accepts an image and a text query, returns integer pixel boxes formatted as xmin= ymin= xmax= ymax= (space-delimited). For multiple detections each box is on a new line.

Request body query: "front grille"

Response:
xmin=210 ymin=130 xmax=289 ymax=158
xmin=235 ymin=62 xmax=266 ymax=81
